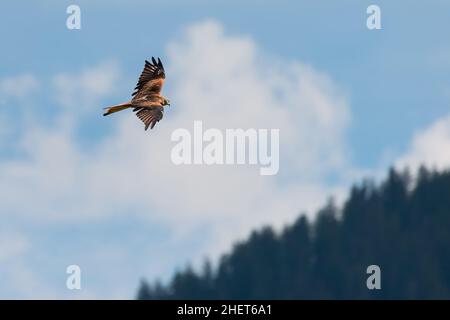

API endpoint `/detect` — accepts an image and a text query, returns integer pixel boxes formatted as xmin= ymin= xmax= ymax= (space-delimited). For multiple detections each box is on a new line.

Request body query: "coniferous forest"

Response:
xmin=137 ymin=167 xmax=450 ymax=299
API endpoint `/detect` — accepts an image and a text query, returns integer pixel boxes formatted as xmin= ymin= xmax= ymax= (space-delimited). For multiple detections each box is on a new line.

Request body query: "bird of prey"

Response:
xmin=103 ymin=57 xmax=170 ymax=130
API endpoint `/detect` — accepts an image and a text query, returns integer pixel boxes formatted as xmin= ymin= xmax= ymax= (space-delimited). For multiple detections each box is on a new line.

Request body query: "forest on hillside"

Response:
xmin=137 ymin=167 xmax=450 ymax=299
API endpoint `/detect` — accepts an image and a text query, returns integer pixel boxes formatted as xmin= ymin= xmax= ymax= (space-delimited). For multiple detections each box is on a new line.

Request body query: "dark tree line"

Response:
xmin=137 ymin=167 xmax=450 ymax=299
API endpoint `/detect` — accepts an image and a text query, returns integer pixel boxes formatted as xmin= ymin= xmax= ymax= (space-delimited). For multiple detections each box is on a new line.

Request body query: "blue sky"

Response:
xmin=1 ymin=0 xmax=450 ymax=298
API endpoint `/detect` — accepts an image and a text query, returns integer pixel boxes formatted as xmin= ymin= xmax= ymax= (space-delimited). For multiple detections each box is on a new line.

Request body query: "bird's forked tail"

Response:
xmin=103 ymin=102 xmax=132 ymax=116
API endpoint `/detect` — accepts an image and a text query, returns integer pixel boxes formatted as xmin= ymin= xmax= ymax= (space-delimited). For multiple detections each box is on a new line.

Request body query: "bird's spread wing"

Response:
xmin=132 ymin=57 xmax=165 ymax=97
xmin=135 ymin=106 xmax=164 ymax=130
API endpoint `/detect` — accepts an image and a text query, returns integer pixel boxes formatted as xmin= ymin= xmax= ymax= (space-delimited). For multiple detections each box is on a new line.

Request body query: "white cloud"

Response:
xmin=0 ymin=232 xmax=29 ymax=262
xmin=396 ymin=114 xmax=450 ymax=171
xmin=1 ymin=21 xmax=353 ymax=226
xmin=0 ymin=20 xmax=359 ymax=297
xmin=52 ymin=61 xmax=120 ymax=112
xmin=0 ymin=231 xmax=55 ymax=299
xmin=0 ymin=74 xmax=40 ymax=155
xmin=0 ymin=74 xmax=39 ymax=100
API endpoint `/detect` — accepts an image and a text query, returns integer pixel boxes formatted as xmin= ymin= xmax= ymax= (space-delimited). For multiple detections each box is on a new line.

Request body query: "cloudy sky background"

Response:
xmin=1 ymin=0 xmax=450 ymax=298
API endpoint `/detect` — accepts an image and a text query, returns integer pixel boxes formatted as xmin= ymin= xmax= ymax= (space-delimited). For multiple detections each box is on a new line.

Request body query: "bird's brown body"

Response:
xmin=103 ymin=57 xmax=170 ymax=130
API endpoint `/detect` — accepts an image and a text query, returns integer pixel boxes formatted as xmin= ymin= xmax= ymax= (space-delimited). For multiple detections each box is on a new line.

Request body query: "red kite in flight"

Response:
xmin=103 ymin=57 xmax=170 ymax=130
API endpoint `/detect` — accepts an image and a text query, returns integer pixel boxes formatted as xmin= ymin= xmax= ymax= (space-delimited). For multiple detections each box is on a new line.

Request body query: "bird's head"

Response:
xmin=163 ymin=98 xmax=171 ymax=106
